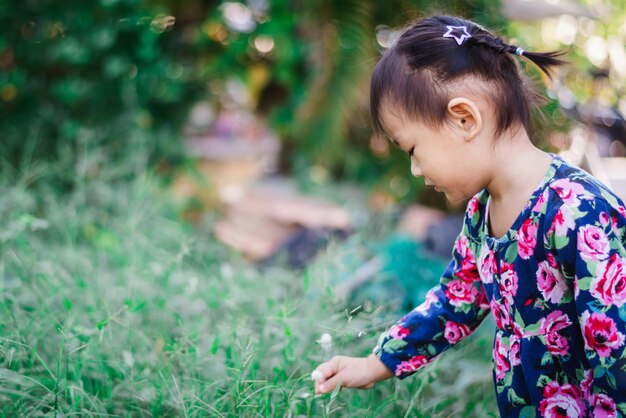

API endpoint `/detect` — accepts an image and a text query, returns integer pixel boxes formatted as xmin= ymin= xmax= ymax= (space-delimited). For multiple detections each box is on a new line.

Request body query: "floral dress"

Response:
xmin=373 ymin=155 xmax=626 ymax=418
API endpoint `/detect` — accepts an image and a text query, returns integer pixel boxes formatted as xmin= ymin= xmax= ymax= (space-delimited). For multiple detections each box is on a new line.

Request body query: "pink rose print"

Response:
xmin=389 ymin=325 xmax=410 ymax=340
xmin=532 ymin=190 xmax=548 ymax=213
xmin=546 ymin=252 xmax=559 ymax=269
xmin=574 ymin=274 xmax=581 ymax=300
xmin=612 ymin=215 xmax=621 ymax=237
xmin=545 ymin=331 xmax=569 ymax=356
xmin=491 ymin=299 xmax=512 ymax=331
xmin=591 ymin=253 xmax=626 ymax=307
xmin=509 ymin=334 xmax=521 ymax=367
xmin=414 ymin=289 xmax=439 ymax=314
xmin=537 ymin=261 xmax=568 ymax=304
xmin=550 ymin=178 xmax=586 ymax=206
xmin=467 ymin=196 xmax=479 ymax=220
xmin=444 ymin=321 xmax=471 ymax=344
xmin=551 ymin=205 xmax=576 ymax=237
xmin=581 ymin=311 xmax=626 ymax=357
xmin=516 ymin=218 xmax=538 ymax=259
xmin=476 ymin=286 xmax=490 ymax=310
xmin=539 ymin=381 xmax=586 ymax=418
xmin=539 ymin=311 xmax=572 ymax=335
xmin=395 ymin=355 xmax=428 ymax=376
xmin=580 ymin=369 xmax=593 ymax=398
xmin=589 ymin=393 xmax=617 ymax=418
xmin=445 ymin=279 xmax=478 ymax=307
xmin=578 ymin=225 xmax=610 ymax=262
xmin=454 ymin=236 xmax=480 ymax=283
xmin=599 ymin=211 xmax=610 ymax=226
xmin=494 ymin=334 xmax=510 ymax=380
xmin=455 ymin=235 xmax=471 ymax=259
xmin=457 ymin=257 xmax=480 ymax=283
xmin=478 ymin=244 xmax=496 ymax=284
xmin=499 ymin=262 xmax=519 ymax=304
xmin=426 ymin=289 xmax=439 ymax=303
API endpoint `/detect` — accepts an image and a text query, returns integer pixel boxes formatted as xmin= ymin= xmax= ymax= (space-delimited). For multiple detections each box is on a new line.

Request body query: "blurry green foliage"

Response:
xmin=508 ymin=0 xmax=626 ymax=136
xmin=194 ymin=0 xmax=507 ymax=200
xmin=0 ymin=0 xmax=203 ymax=175
xmin=5 ymin=1 xmax=625 ymax=202
xmin=2 ymin=0 xmax=509 ymax=199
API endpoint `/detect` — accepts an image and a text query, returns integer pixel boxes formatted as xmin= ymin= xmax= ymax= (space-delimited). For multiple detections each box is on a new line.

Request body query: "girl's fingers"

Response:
xmin=313 ymin=357 xmax=343 ymax=394
xmin=318 ymin=373 xmax=343 ymax=394
xmin=314 ymin=356 xmax=342 ymax=383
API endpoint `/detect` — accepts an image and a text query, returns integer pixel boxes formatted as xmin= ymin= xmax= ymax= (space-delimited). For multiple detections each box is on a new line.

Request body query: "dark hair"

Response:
xmin=370 ymin=15 xmax=568 ymax=138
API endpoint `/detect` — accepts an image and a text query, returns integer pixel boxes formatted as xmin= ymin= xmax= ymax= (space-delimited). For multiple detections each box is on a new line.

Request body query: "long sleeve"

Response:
xmin=372 ymin=220 xmax=491 ymax=379
xmin=548 ymin=189 xmax=626 ymax=404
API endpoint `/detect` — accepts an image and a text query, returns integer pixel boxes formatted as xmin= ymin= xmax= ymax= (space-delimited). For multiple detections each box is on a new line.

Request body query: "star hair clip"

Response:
xmin=443 ymin=25 xmax=471 ymax=46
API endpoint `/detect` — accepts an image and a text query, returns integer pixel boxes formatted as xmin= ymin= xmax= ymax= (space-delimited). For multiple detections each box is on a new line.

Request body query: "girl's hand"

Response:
xmin=313 ymin=354 xmax=394 ymax=394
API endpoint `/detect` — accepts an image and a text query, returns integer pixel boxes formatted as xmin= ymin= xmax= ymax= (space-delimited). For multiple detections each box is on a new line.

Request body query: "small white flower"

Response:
xmin=123 ymin=351 xmax=135 ymax=368
xmin=317 ymin=333 xmax=332 ymax=351
xmin=220 ymin=263 xmax=234 ymax=279
xmin=311 ymin=370 xmax=323 ymax=381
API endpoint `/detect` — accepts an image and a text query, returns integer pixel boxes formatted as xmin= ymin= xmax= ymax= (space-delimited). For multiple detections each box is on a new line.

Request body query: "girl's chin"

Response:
xmin=442 ymin=190 xmax=473 ymax=203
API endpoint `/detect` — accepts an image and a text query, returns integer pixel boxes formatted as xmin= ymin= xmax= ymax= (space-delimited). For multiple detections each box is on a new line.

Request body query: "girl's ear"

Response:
xmin=447 ymin=97 xmax=483 ymax=141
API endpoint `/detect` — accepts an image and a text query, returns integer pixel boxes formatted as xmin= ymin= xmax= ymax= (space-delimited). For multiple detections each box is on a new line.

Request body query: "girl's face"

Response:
xmin=380 ymin=106 xmax=489 ymax=202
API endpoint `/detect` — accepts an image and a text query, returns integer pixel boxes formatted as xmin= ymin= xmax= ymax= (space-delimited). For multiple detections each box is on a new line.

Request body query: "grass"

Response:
xmin=0 ymin=151 xmax=498 ymax=417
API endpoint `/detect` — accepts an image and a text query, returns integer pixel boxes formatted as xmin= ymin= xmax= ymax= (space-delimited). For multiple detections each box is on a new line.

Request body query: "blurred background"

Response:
xmin=1 ymin=0 xmax=626 ymax=416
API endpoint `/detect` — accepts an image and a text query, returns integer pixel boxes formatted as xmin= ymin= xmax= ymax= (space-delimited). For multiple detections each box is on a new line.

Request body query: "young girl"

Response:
xmin=314 ymin=15 xmax=626 ymax=417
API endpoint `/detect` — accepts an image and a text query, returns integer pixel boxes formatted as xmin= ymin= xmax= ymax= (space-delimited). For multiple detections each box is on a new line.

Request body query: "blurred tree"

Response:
xmin=506 ymin=0 xmax=626 ymax=144
xmin=0 ymin=0 xmax=203 ymax=177
xmin=188 ymin=0 xmax=507 ymax=201
xmin=0 ymin=0 xmax=513 ymax=201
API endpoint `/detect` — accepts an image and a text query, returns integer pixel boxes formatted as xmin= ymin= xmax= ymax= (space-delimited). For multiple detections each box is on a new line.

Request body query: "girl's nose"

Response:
xmin=410 ymin=159 xmax=423 ymax=177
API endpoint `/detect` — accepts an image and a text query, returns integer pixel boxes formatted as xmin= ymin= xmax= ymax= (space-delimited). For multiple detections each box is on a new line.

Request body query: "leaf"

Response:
xmin=507 ymin=388 xmax=526 ymax=406
xmin=594 ymin=365 xmax=606 ymax=378
xmin=560 ymin=292 xmax=574 ymax=304
xmin=382 ymin=338 xmax=408 ymax=353
xmin=571 ymin=208 xmax=588 ymax=220
xmin=504 ymin=242 xmax=519 ymax=264
xmin=577 ymin=276 xmax=591 ymax=291
xmin=520 ymin=406 xmax=536 ymax=418
xmin=503 ymin=370 xmax=513 ymax=387
xmin=97 ymin=318 xmax=109 ymax=330
xmin=606 ymin=370 xmax=617 ymax=389
xmin=63 ymin=297 xmax=73 ymax=312
xmin=537 ymin=374 xmax=552 ymax=388
xmin=554 ymin=234 xmax=570 ymax=250
xmin=427 ymin=344 xmax=437 ymax=356
xmin=524 ymin=322 xmax=540 ymax=336
xmin=303 ymin=269 xmax=310 ymax=291
xmin=619 ymin=307 xmax=626 ymax=324
xmin=210 ymin=335 xmax=220 ymax=355
xmin=125 ymin=298 xmax=146 ymax=312
xmin=540 ymin=351 xmax=553 ymax=366
xmin=458 ymin=303 xmax=472 ymax=314
xmin=329 ymin=380 xmax=342 ymax=400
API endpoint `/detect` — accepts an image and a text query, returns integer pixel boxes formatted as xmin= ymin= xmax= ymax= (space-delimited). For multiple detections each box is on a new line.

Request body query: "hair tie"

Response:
xmin=515 ymin=47 xmax=525 ymax=56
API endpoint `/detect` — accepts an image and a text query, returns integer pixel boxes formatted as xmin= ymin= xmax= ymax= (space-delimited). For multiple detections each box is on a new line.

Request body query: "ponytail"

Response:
xmin=466 ymin=31 xmax=568 ymax=79
xmin=515 ymin=49 xmax=569 ymax=79
xmin=370 ymin=15 xmax=570 ymax=138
